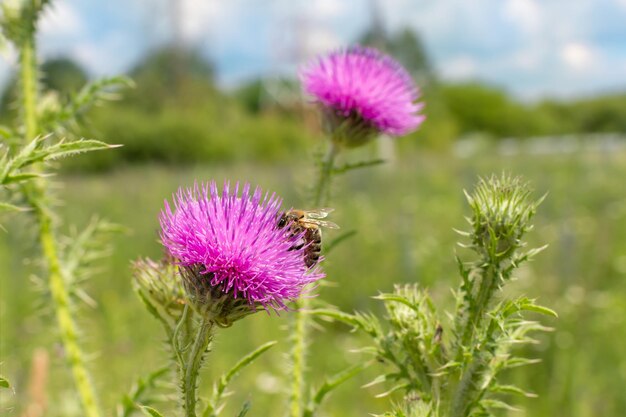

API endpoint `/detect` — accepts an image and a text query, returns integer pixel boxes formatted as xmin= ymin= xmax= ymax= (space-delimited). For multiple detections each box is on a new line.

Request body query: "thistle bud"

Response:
xmin=465 ymin=175 xmax=541 ymax=262
xmin=132 ymin=257 xmax=186 ymax=323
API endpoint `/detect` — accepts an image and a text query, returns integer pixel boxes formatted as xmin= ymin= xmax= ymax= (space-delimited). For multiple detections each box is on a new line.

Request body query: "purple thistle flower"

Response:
xmin=160 ymin=181 xmax=323 ymax=316
xmin=301 ymin=46 xmax=425 ymax=141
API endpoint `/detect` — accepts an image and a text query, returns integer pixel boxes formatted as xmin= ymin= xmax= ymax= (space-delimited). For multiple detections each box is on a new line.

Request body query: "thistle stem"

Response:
xmin=289 ymin=141 xmax=339 ymax=417
xmin=20 ymin=38 xmax=38 ymax=141
xmin=19 ymin=34 xmax=101 ymax=417
xmin=289 ymin=296 xmax=307 ymax=417
xmin=450 ymin=262 xmax=501 ymax=416
xmin=457 ymin=263 xmax=500 ymax=357
xmin=182 ymin=318 xmax=214 ymax=417
xmin=313 ymin=141 xmax=339 ymax=207
xmin=43 ymin=208 xmax=101 ymax=417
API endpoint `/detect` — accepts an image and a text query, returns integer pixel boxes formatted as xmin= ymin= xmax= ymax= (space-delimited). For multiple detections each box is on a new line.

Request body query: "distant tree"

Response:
xmin=572 ymin=94 xmax=626 ymax=133
xmin=441 ymin=82 xmax=534 ymax=138
xmin=42 ymin=57 xmax=88 ymax=95
xmin=360 ymin=27 xmax=436 ymax=87
xmin=233 ymin=79 xmax=265 ymax=114
xmin=126 ymin=45 xmax=216 ymax=110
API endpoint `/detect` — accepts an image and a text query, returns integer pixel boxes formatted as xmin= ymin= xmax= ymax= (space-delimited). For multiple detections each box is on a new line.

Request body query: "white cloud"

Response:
xmin=181 ymin=0 xmax=225 ymax=42
xmin=503 ymin=0 xmax=543 ymax=35
xmin=0 ymin=32 xmax=18 ymax=89
xmin=560 ymin=42 xmax=595 ymax=71
xmin=69 ymin=32 xmax=140 ymax=77
xmin=440 ymin=55 xmax=478 ymax=79
xmin=40 ymin=1 xmax=84 ymax=38
xmin=305 ymin=28 xmax=342 ymax=56
xmin=311 ymin=0 xmax=346 ymax=18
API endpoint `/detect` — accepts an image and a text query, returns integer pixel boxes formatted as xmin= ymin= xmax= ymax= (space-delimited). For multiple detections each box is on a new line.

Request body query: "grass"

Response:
xmin=1 ymin=143 xmax=626 ymax=416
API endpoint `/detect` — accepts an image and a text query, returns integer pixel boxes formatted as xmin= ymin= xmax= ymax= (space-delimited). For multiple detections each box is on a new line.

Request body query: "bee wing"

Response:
xmin=306 ymin=208 xmax=335 ymax=219
xmin=314 ymin=220 xmax=340 ymax=229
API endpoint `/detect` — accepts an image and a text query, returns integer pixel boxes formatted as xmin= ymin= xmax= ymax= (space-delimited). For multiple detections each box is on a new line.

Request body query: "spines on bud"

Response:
xmin=464 ymin=174 xmax=542 ymax=263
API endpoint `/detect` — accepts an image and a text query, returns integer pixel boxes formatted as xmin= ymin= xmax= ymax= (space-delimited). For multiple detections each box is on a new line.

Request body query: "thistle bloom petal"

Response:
xmin=160 ymin=181 xmax=323 ymax=314
xmin=301 ymin=46 xmax=425 ymax=139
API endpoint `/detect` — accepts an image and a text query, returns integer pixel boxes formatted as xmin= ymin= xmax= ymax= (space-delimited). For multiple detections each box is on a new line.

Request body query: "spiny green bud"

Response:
xmin=384 ymin=285 xmax=434 ymax=335
xmin=464 ymin=174 xmax=542 ymax=262
xmin=132 ymin=257 xmax=186 ymax=323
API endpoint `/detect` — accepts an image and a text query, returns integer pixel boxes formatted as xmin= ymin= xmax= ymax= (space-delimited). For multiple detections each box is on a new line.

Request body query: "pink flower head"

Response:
xmin=160 ymin=181 xmax=323 ymax=313
xmin=301 ymin=46 xmax=425 ymax=138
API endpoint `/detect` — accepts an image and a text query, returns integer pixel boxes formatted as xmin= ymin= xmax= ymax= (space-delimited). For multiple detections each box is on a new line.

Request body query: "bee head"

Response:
xmin=277 ymin=213 xmax=288 ymax=228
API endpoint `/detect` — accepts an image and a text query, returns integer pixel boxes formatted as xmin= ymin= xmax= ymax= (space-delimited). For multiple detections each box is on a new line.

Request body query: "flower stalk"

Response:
xmin=20 ymin=37 xmax=38 ymax=141
xmin=181 ymin=317 xmax=214 ymax=417
xmin=290 ymin=46 xmax=424 ymax=417
xmin=17 ymin=25 xmax=101 ymax=417
xmin=289 ymin=141 xmax=338 ymax=417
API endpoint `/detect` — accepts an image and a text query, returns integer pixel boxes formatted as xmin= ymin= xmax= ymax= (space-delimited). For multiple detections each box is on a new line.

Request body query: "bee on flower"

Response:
xmin=159 ymin=181 xmax=324 ymax=325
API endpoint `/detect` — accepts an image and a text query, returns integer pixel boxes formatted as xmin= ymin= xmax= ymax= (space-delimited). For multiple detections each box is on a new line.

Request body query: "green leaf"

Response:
xmin=1 ymin=137 xmax=118 ymax=185
xmin=374 ymin=382 xmax=410 ymax=398
xmin=139 ymin=405 xmax=165 ymax=417
xmin=43 ymin=139 xmax=120 ymax=161
xmin=520 ymin=302 xmax=558 ymax=318
xmin=3 ymin=172 xmax=45 ymax=184
xmin=118 ymin=366 xmax=169 ymax=417
xmin=481 ymin=399 xmax=519 ymax=411
xmin=333 ymin=158 xmax=385 ymax=175
xmin=0 ymin=125 xmax=14 ymax=138
xmin=504 ymin=357 xmax=541 ymax=368
xmin=492 ymin=384 xmax=537 ymax=398
xmin=307 ymin=360 xmax=373 ymax=414
xmin=219 ymin=341 xmax=276 ymax=391
xmin=44 ymin=76 xmax=134 ymax=132
xmin=0 ymin=202 xmax=28 ymax=213
xmin=324 ymin=229 xmax=357 ymax=254
xmin=309 ymin=309 xmax=370 ymax=333
xmin=206 ymin=341 xmax=276 ymax=416
xmin=0 ymin=375 xmax=10 ymax=389
xmin=235 ymin=401 xmax=251 ymax=417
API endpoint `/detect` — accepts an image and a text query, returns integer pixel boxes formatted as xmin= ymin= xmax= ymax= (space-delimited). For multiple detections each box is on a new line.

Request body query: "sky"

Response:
xmin=1 ymin=0 xmax=626 ymax=100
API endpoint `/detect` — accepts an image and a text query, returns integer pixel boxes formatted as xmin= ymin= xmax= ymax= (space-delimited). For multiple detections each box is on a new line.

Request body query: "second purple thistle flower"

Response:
xmin=159 ymin=181 xmax=324 ymax=315
xmin=301 ymin=46 xmax=425 ymax=141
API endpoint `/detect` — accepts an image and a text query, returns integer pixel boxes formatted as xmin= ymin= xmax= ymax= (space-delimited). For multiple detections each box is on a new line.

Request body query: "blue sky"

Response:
xmin=1 ymin=0 xmax=626 ymax=100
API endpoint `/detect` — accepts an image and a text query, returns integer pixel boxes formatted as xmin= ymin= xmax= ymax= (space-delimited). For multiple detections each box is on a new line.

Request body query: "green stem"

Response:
xmin=456 ymin=263 xmax=499 ymax=360
xmin=35 ymin=198 xmax=102 ymax=417
xmin=19 ymin=33 xmax=101 ymax=417
xmin=182 ymin=318 xmax=214 ymax=417
xmin=289 ymin=142 xmax=339 ymax=417
xmin=449 ymin=359 xmax=484 ymax=417
xmin=313 ymin=141 xmax=339 ymax=207
xmin=449 ymin=263 xmax=501 ymax=416
xmin=20 ymin=37 xmax=38 ymax=141
xmin=289 ymin=296 xmax=308 ymax=417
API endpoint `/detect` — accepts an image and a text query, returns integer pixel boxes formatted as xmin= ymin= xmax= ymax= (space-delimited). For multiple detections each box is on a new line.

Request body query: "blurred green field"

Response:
xmin=1 ymin=143 xmax=626 ymax=417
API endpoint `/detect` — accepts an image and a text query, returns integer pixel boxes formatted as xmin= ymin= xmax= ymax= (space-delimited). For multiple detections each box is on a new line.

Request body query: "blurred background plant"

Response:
xmin=1 ymin=1 xmax=129 ymax=416
xmin=1 ymin=1 xmax=625 ymax=416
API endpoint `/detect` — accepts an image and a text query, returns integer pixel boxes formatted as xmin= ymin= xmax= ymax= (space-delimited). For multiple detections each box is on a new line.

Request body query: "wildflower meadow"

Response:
xmin=2 ymin=1 xmax=626 ymax=417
